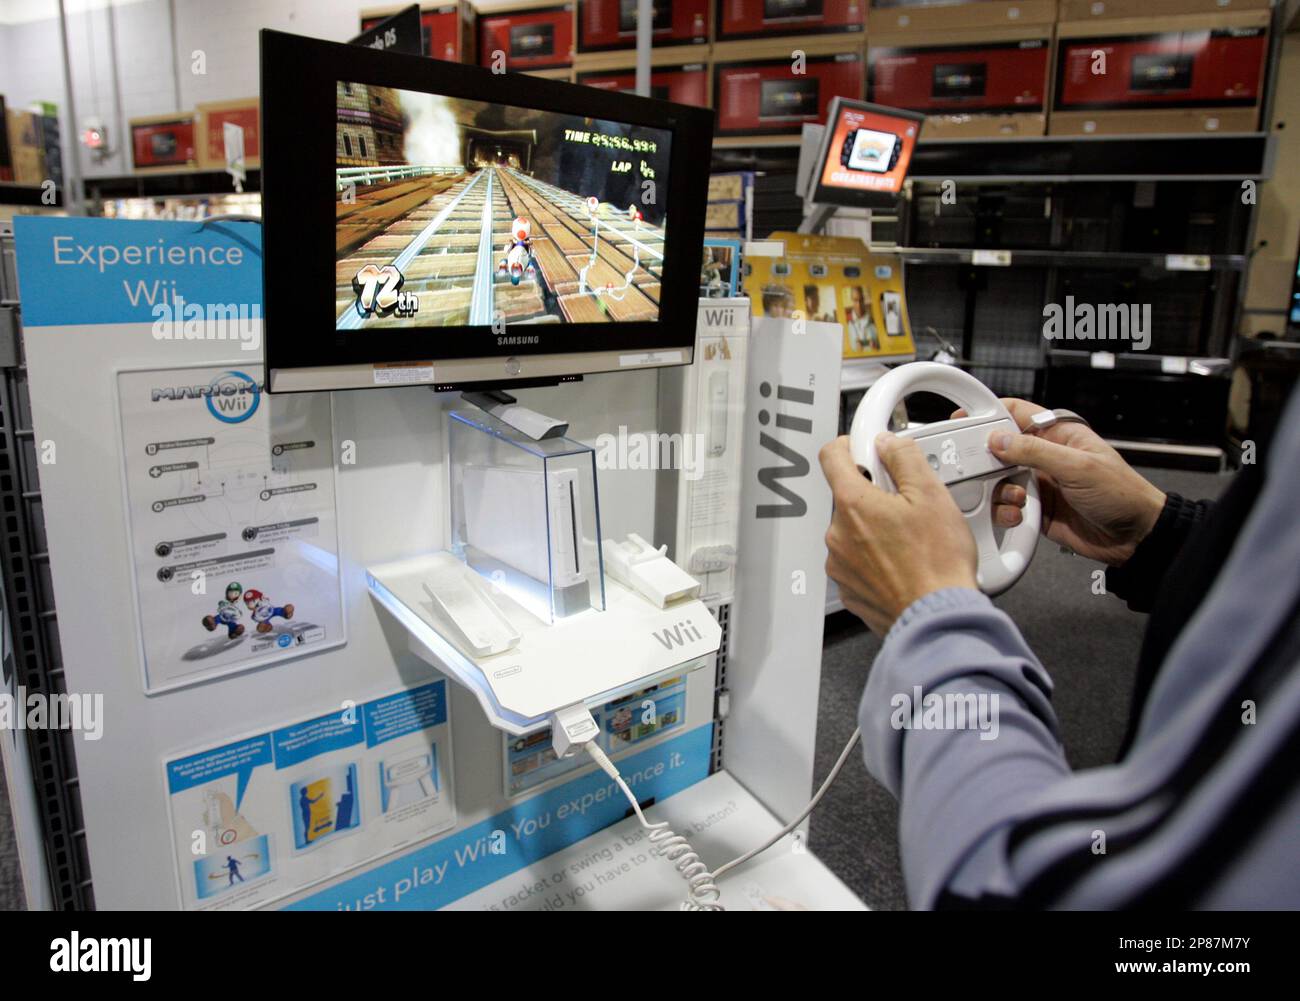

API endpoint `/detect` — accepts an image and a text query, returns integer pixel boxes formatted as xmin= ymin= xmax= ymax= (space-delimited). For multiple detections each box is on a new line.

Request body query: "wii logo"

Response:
xmin=755 ymin=381 xmax=815 ymax=518
xmin=652 ymin=617 xmax=704 ymax=650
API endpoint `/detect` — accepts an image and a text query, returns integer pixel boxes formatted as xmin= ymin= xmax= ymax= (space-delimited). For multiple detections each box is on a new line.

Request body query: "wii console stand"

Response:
xmin=367 ymin=551 xmax=720 ymax=735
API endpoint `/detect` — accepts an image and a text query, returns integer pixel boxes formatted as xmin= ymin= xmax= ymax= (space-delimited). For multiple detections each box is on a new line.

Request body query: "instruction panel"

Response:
xmin=117 ymin=366 xmax=345 ymax=692
xmin=165 ymin=680 xmax=455 ymax=910
xmin=505 ymin=675 xmax=688 ymax=797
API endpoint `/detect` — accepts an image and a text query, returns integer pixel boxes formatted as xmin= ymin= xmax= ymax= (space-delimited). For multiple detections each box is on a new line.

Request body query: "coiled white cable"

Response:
xmin=585 ymin=743 xmax=722 ymax=910
xmin=585 ymin=727 xmax=862 ymax=911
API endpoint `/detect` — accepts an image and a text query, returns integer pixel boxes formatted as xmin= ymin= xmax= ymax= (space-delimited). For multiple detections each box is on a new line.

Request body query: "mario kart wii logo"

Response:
xmin=150 ymin=370 xmax=262 ymax=424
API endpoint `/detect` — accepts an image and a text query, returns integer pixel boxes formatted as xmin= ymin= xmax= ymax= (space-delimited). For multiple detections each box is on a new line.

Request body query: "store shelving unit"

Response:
xmin=714 ymin=121 xmax=1282 ymax=468
xmin=0 ymin=183 xmax=63 ymax=209
xmin=83 ymin=169 xmax=260 ymax=202
xmin=908 ymin=133 xmax=1274 ymax=183
xmin=0 ymin=222 xmax=89 ymax=908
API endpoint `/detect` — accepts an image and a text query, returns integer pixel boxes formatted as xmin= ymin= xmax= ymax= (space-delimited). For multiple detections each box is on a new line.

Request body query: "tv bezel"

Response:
xmin=259 ymin=29 xmax=714 ymax=393
xmin=807 ymin=97 xmax=924 ymax=211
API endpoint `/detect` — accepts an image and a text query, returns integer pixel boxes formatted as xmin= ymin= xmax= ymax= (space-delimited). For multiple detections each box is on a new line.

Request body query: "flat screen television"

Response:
xmin=259 ymin=29 xmax=714 ymax=392
xmin=807 ymin=97 xmax=924 ymax=209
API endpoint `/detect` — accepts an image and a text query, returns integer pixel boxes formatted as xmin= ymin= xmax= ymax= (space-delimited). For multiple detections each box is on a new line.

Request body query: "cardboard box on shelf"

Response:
xmin=6 ymin=108 xmax=46 ymax=186
xmin=866 ymin=0 xmax=1058 ymax=35
xmin=577 ymin=0 xmax=709 ymax=52
xmin=576 ymin=57 xmax=710 ymax=107
xmin=706 ymin=171 xmax=752 ymax=239
xmin=705 ymin=200 xmax=746 ymax=230
xmin=1049 ymin=11 xmax=1270 ymax=137
xmin=708 ymin=171 xmax=752 ymax=202
xmin=921 ymin=110 xmax=1046 ymax=138
xmin=195 ymin=99 xmax=260 ymax=171
xmin=129 ymin=113 xmax=196 ymax=171
xmin=39 ymin=113 xmax=62 ymax=190
xmin=478 ymin=2 xmax=575 ymax=70
xmin=1056 ymin=0 xmax=1269 ymax=21
xmin=573 ymin=43 xmax=711 ymax=71
xmin=360 ymin=3 xmax=478 ymax=62
xmin=712 ymin=36 xmax=865 ymax=137
xmin=869 ymin=25 xmax=1053 ymax=139
xmin=0 ymin=97 xmax=12 ymax=184
xmin=522 ymin=66 xmax=575 ymax=80
xmin=1049 ymin=105 xmax=1261 ymax=136
xmin=716 ymin=0 xmax=866 ymax=43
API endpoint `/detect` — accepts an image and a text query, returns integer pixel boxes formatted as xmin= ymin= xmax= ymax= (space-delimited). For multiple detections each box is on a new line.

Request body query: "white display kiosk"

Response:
xmin=5 ymin=216 xmax=862 ymax=911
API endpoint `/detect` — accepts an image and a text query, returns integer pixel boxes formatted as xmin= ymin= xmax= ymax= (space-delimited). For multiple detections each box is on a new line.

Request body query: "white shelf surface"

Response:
xmin=367 ymin=551 xmax=719 ymax=734
xmin=445 ymin=770 xmax=868 ymax=911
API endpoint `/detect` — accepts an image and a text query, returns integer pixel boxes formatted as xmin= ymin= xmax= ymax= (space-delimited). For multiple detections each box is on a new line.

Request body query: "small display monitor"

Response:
xmin=807 ymin=97 xmax=924 ymax=209
xmin=259 ymin=30 xmax=713 ymax=393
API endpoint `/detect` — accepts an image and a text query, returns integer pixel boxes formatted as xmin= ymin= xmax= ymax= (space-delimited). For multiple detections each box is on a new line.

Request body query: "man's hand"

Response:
xmin=819 ymin=433 xmax=978 ymax=636
xmin=967 ymin=399 xmax=1166 ymax=566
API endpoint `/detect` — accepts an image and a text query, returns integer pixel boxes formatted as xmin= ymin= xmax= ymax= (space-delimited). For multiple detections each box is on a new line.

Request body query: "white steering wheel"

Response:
xmin=849 ymin=362 xmax=1041 ymax=595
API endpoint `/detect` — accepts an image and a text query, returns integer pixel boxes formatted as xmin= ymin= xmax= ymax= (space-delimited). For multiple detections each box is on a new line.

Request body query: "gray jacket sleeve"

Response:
xmin=858 ymin=587 xmax=1072 ymax=909
xmin=859 ymin=388 xmax=1300 ymax=910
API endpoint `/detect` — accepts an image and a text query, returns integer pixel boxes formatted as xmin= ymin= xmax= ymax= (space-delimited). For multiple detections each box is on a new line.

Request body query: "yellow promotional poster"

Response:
xmin=742 ymin=233 xmax=916 ymax=360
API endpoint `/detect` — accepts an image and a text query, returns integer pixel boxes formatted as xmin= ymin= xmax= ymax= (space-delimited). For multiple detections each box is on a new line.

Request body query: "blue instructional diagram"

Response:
xmin=165 ymin=680 xmax=455 ymax=910
xmin=504 ymin=675 xmax=687 ymax=796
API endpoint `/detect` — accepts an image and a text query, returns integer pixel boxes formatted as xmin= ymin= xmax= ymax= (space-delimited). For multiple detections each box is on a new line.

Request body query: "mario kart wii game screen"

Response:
xmin=335 ymin=81 xmax=672 ymax=329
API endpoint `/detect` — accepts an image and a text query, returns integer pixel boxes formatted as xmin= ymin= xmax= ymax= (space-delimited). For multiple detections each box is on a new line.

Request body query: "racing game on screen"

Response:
xmin=335 ymin=81 xmax=672 ymax=329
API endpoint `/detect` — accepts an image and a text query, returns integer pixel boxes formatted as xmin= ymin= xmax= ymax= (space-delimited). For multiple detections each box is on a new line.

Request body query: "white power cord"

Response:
xmin=584 ymin=742 xmax=722 ymax=910
xmin=583 ymin=727 xmax=863 ymax=911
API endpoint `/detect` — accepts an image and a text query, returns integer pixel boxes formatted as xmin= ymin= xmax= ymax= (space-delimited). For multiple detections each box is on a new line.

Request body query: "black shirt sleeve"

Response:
xmin=1111 ymin=463 xmax=1264 ymax=756
xmin=1105 ymin=492 xmax=1214 ymax=613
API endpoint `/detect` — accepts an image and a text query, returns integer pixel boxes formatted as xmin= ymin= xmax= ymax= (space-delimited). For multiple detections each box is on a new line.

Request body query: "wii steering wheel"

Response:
xmin=849 ymin=362 xmax=1041 ymax=596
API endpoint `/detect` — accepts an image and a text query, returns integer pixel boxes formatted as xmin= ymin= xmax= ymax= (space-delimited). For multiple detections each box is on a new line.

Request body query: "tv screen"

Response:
xmin=808 ymin=98 xmax=923 ymax=208
xmin=260 ymin=30 xmax=713 ymax=393
xmin=335 ymin=83 xmax=673 ymax=330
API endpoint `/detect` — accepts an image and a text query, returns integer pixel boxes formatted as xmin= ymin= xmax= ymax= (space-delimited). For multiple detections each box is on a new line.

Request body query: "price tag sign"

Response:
xmin=1165 ymin=254 xmax=1210 ymax=272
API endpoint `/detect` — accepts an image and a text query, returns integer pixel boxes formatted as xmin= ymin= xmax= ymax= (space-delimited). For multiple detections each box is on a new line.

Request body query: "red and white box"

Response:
xmin=715 ymin=0 xmax=865 ymax=42
xmin=130 ymin=114 xmax=195 ymax=171
xmin=195 ymin=99 xmax=260 ymax=170
xmin=1050 ymin=11 xmax=1270 ymax=136
xmin=577 ymin=0 xmax=709 ymax=52
xmin=479 ymin=3 xmax=575 ymax=70
xmin=713 ymin=47 xmax=864 ymax=137
xmin=577 ymin=62 xmax=710 ymax=107
xmin=869 ymin=27 xmax=1052 ymax=138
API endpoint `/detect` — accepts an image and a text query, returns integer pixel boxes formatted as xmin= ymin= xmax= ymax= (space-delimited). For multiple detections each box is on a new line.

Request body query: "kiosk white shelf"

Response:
xmin=367 ymin=551 xmax=719 ymax=736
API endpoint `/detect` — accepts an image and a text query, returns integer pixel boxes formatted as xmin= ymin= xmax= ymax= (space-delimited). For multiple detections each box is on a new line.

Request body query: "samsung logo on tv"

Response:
xmin=497 ymin=335 xmax=540 ymax=345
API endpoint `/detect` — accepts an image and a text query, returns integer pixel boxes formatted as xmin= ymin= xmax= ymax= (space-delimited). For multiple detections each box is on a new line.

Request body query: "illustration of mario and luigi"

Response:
xmin=202 ymin=582 xmax=295 ymax=639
